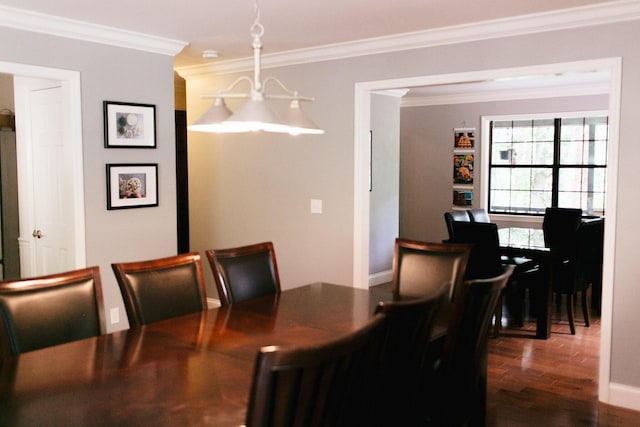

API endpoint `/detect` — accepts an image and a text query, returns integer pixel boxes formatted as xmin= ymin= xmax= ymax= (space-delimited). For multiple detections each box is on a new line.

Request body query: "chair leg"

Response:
xmin=567 ymin=294 xmax=576 ymax=335
xmin=581 ymin=288 xmax=590 ymax=328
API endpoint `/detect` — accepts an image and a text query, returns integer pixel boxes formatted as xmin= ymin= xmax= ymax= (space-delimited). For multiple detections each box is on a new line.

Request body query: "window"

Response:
xmin=488 ymin=115 xmax=607 ymax=216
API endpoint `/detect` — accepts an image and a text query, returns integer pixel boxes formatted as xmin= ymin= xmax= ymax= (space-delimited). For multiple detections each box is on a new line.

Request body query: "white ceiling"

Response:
xmin=0 ymin=0 xmax=617 ymax=68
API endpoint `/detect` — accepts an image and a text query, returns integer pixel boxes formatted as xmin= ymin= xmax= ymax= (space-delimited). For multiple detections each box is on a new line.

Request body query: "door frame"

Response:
xmin=353 ymin=57 xmax=621 ymax=405
xmin=0 ymin=61 xmax=86 ymax=274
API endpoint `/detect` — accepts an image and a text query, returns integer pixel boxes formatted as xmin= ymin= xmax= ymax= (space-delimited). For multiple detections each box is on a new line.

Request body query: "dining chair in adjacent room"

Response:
xmin=391 ymin=238 xmax=471 ymax=302
xmin=542 ymin=207 xmax=583 ymax=259
xmin=111 ymin=252 xmax=207 ymax=328
xmin=244 ymin=313 xmax=388 ymax=427
xmin=468 ymin=208 xmax=491 ymax=223
xmin=205 ymin=241 xmax=281 ymax=306
xmin=551 ymin=218 xmax=604 ymax=334
xmin=0 ymin=266 xmax=105 ymax=356
xmin=424 ymin=265 xmax=514 ymax=427
xmin=374 ymin=284 xmax=449 ymax=426
xmin=450 ymin=221 xmax=540 ymax=333
xmin=443 ymin=210 xmax=471 ymax=242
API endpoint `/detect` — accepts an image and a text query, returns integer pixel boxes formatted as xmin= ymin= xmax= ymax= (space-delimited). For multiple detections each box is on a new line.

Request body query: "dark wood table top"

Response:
xmin=0 ymin=282 xmax=395 ymax=427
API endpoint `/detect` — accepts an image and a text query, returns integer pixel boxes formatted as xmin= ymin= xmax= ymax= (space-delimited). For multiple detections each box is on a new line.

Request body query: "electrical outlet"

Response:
xmin=110 ymin=307 xmax=119 ymax=324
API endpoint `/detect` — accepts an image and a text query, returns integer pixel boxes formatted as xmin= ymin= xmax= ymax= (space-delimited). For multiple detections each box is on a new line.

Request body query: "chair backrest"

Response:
xmin=542 ymin=207 xmax=582 ymax=257
xmin=556 ymin=217 xmax=605 ymax=294
xmin=391 ymin=238 xmax=471 ymax=301
xmin=444 ymin=210 xmax=471 ymax=241
xmin=245 ymin=313 xmax=388 ymax=427
xmin=450 ymin=221 xmax=503 ymax=280
xmin=374 ymin=285 xmax=449 ymax=425
xmin=432 ymin=265 xmax=514 ymax=426
xmin=0 ymin=266 xmax=105 ymax=356
xmin=205 ymin=241 xmax=281 ymax=306
xmin=111 ymin=252 xmax=207 ymax=327
xmin=468 ymin=208 xmax=490 ymax=223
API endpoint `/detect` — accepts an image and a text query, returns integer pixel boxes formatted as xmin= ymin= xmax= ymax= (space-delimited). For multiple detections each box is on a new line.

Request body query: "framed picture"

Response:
xmin=453 ymin=189 xmax=473 ymax=207
xmin=103 ymin=101 xmax=156 ymax=148
xmin=106 ymin=163 xmax=158 ymax=210
xmin=454 ymin=127 xmax=475 ymax=150
xmin=453 ymin=153 xmax=474 ymax=184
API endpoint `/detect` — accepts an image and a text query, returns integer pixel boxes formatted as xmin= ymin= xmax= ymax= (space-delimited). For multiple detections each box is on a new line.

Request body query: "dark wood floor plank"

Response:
xmin=486 ymin=302 xmax=640 ymax=426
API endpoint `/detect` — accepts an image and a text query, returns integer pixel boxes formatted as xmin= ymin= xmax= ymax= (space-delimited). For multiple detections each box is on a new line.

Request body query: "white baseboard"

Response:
xmin=369 ymin=270 xmax=393 ymax=287
xmin=607 ymin=382 xmax=640 ymax=412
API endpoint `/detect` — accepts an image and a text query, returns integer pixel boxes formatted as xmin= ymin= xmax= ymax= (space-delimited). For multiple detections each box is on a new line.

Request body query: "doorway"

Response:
xmin=353 ymin=58 xmax=621 ymax=404
xmin=0 ymin=61 xmax=85 ymax=278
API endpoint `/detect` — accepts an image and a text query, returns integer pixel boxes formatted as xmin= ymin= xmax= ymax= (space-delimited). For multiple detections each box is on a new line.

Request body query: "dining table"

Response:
xmin=0 ymin=282 xmax=398 ymax=427
xmin=498 ymin=227 xmax=552 ymax=339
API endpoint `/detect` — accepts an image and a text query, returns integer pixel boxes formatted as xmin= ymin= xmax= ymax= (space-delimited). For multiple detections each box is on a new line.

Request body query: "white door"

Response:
xmin=14 ymin=77 xmax=74 ymax=277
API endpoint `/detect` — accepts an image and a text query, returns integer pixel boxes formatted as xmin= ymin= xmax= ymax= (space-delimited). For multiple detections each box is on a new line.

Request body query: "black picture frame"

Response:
xmin=103 ymin=101 xmax=156 ymax=148
xmin=106 ymin=163 xmax=158 ymax=210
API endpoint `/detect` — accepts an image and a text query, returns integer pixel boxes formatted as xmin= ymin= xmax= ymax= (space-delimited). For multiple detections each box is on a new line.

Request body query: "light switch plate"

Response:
xmin=110 ymin=307 xmax=119 ymax=324
xmin=310 ymin=199 xmax=323 ymax=214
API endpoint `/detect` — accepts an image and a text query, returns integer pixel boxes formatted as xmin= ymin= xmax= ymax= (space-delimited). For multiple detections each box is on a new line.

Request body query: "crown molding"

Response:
xmin=400 ymin=82 xmax=610 ymax=107
xmin=0 ymin=5 xmax=187 ymax=56
xmin=177 ymin=0 xmax=640 ymax=79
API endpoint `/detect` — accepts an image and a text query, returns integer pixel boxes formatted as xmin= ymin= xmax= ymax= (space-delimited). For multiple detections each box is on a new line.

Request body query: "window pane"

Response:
xmin=512 ymin=120 xmax=533 ymax=142
xmin=491 ymin=168 xmax=511 ymax=188
xmin=490 ymin=189 xmax=510 ymax=212
xmin=558 ymin=167 xmax=606 ymax=214
xmin=558 ymin=169 xmax=581 ymax=191
xmin=510 ymin=168 xmax=532 ymax=190
xmin=492 ymin=121 xmax=512 ymax=143
xmin=532 ymin=119 xmax=555 ymax=141
xmin=560 ymin=117 xmax=584 ymax=141
xmin=530 ymin=191 xmax=552 ymax=213
xmin=492 ymin=142 xmax=515 ymax=165
xmin=560 ymin=116 xmax=608 ymax=165
xmin=531 ymin=168 xmax=552 ymax=191
xmin=532 ymin=140 xmax=554 ymax=165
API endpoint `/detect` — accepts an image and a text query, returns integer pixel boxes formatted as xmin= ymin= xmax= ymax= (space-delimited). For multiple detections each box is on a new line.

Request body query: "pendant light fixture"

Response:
xmin=189 ymin=0 xmax=324 ymax=135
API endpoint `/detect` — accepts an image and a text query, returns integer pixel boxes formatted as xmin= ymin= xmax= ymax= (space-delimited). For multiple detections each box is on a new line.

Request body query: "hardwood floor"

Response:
xmin=486 ymin=297 xmax=640 ymax=426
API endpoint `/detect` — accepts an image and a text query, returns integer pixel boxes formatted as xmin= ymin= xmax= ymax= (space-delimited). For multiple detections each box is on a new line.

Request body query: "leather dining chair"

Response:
xmin=244 ymin=313 xmax=388 ymax=427
xmin=468 ymin=208 xmax=491 ymax=223
xmin=542 ymin=207 xmax=582 ymax=258
xmin=111 ymin=252 xmax=207 ymax=328
xmin=551 ymin=217 xmax=604 ymax=334
xmin=0 ymin=266 xmax=105 ymax=356
xmin=443 ymin=210 xmax=471 ymax=242
xmin=374 ymin=284 xmax=449 ymax=426
xmin=425 ymin=265 xmax=514 ymax=427
xmin=205 ymin=241 xmax=281 ymax=306
xmin=391 ymin=238 xmax=471 ymax=302
xmin=450 ymin=221 xmax=540 ymax=333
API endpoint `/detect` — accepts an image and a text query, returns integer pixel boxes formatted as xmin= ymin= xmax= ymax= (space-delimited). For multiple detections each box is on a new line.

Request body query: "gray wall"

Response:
xmin=186 ymin=20 xmax=640 ymax=394
xmin=399 ymin=94 xmax=609 ymax=243
xmin=0 ymin=73 xmax=14 ymax=111
xmin=369 ymin=93 xmax=400 ymax=277
xmin=0 ymin=27 xmax=178 ymax=332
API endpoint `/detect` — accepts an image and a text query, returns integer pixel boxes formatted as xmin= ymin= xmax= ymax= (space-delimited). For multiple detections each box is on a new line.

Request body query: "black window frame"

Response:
xmin=487 ymin=115 xmax=608 ymax=217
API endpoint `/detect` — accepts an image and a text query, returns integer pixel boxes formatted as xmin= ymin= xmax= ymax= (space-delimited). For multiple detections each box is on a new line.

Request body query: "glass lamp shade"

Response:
xmin=280 ymin=99 xmax=325 ymax=135
xmin=222 ymin=98 xmax=292 ymax=133
xmin=188 ymin=98 xmax=240 ymax=132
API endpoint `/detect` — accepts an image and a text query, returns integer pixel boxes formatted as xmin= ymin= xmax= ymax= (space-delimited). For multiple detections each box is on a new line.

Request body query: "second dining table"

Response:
xmin=0 ymin=282 xmax=398 ymax=427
